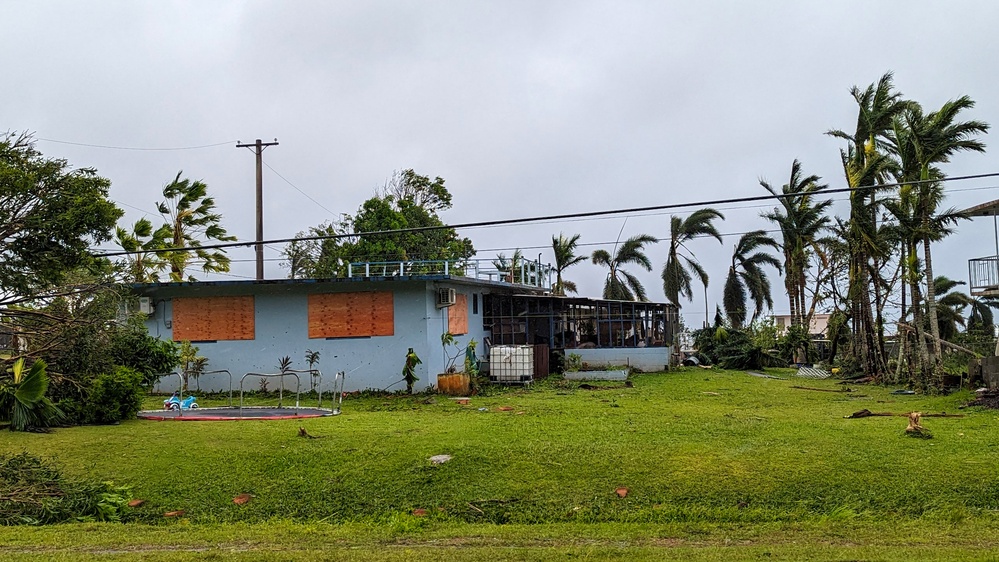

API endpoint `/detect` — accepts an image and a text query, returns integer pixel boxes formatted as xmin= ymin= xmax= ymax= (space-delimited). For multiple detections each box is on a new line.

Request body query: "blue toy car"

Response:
xmin=163 ymin=393 xmax=199 ymax=410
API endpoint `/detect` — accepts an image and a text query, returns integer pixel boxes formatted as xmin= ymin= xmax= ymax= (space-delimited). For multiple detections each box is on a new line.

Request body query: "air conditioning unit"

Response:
xmin=138 ymin=297 xmax=154 ymax=315
xmin=436 ymin=287 xmax=456 ymax=308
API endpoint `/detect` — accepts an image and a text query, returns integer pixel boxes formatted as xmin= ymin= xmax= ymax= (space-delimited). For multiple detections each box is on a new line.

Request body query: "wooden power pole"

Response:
xmin=236 ymin=138 xmax=279 ymax=280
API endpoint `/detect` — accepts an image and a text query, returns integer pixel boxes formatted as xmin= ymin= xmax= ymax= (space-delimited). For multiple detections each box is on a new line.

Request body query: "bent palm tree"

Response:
xmin=662 ymin=208 xmax=725 ymax=308
xmin=591 ymin=234 xmax=657 ymax=301
xmin=722 ymin=231 xmax=782 ymax=329
xmin=551 ymin=233 xmax=587 ymax=296
xmin=157 ymin=172 xmax=237 ymax=282
xmin=760 ymin=160 xmax=831 ymax=329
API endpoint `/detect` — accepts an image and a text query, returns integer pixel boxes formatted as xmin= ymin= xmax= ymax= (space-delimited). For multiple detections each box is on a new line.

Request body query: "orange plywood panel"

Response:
xmin=172 ymin=296 xmax=254 ymax=341
xmin=309 ymin=291 xmax=394 ymax=339
xmin=448 ymin=293 xmax=468 ymax=335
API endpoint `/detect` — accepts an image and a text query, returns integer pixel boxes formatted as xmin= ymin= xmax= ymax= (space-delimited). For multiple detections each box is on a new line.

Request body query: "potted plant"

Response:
xmin=437 ymin=332 xmax=478 ymax=396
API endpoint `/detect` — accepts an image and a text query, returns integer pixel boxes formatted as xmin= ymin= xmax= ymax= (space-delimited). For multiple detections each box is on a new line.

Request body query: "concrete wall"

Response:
xmin=147 ymin=280 xmax=490 ymax=393
xmin=568 ymin=347 xmax=670 ymax=373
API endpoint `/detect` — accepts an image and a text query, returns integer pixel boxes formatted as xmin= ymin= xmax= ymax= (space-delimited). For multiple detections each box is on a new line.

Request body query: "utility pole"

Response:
xmin=236 ymin=138 xmax=278 ymax=280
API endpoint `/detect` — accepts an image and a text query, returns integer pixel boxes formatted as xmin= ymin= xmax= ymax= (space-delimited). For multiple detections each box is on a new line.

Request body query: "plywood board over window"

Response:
xmin=309 ymin=291 xmax=394 ymax=338
xmin=172 ymin=296 xmax=255 ymax=341
xmin=448 ymin=293 xmax=468 ymax=335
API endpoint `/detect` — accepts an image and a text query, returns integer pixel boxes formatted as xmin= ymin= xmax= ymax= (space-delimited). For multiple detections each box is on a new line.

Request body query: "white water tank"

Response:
xmin=489 ymin=345 xmax=534 ymax=384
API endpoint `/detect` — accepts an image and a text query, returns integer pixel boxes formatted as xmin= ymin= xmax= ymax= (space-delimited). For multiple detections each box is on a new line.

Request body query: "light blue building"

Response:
xmin=133 ymin=260 xmax=677 ymax=393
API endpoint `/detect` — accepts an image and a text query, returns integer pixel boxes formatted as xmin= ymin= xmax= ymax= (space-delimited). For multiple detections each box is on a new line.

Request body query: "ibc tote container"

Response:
xmin=489 ymin=345 xmax=534 ymax=384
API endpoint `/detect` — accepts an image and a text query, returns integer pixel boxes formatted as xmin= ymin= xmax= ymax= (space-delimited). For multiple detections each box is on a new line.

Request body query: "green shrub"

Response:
xmin=86 ymin=367 xmax=145 ymax=425
xmin=0 ymin=453 xmax=131 ymax=525
xmin=109 ymin=324 xmax=180 ymax=388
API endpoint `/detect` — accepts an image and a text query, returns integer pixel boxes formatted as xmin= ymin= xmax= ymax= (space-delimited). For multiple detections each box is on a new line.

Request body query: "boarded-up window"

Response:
xmin=308 ymin=292 xmax=394 ymax=338
xmin=448 ymin=293 xmax=468 ymax=335
xmin=172 ymin=296 xmax=255 ymax=341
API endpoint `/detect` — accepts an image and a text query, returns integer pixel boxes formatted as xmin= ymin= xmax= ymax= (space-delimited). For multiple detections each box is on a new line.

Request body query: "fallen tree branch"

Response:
xmin=897 ymin=322 xmax=983 ymax=358
xmin=845 ymin=409 xmax=964 ymax=419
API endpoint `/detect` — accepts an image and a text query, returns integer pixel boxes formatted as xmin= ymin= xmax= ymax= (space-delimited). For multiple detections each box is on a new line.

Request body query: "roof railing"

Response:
xmin=969 ymin=255 xmax=999 ymax=296
xmin=345 ymin=258 xmax=552 ymax=290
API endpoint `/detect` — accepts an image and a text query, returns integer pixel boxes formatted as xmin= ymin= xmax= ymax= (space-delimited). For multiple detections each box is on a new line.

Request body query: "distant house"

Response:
xmin=772 ymin=313 xmax=831 ymax=337
xmin=133 ymin=260 xmax=679 ymax=392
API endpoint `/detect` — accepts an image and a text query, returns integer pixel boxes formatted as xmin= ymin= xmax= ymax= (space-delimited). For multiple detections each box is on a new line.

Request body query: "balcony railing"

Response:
xmin=969 ymin=256 xmax=999 ymax=296
xmin=345 ymin=259 xmax=552 ymax=290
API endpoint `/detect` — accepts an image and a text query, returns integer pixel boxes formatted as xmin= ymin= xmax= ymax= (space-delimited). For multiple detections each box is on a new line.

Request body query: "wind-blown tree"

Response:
xmin=283 ymin=170 xmax=475 ymax=279
xmin=722 ymin=231 xmax=782 ymax=329
xmin=827 ymin=72 xmax=909 ymax=378
xmin=760 ymin=160 xmax=831 ymax=329
xmin=156 ymin=172 xmax=236 ymax=282
xmin=551 ymin=233 xmax=587 ymax=295
xmin=889 ymin=96 xmax=988 ymax=370
xmin=662 ymin=209 xmax=725 ymax=308
xmin=493 ymin=249 xmax=524 ymax=284
xmin=933 ymin=276 xmax=973 ymax=342
xmin=592 ymin=234 xmax=657 ymax=301
xmin=114 ymin=218 xmax=172 ymax=283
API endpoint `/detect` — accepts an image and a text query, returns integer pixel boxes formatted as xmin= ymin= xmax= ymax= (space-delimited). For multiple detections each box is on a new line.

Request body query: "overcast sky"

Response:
xmin=5 ymin=1 xmax=999 ymax=326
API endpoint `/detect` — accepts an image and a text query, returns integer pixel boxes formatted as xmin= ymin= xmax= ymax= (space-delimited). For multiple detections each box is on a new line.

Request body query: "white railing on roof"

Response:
xmin=346 ymin=259 xmax=552 ymax=290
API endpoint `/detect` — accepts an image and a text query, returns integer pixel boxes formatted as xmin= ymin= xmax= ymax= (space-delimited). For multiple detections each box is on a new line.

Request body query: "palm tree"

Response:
xmin=891 ymin=97 xmax=988 ymax=367
xmin=661 ymin=209 xmax=725 ymax=308
xmin=591 ymin=234 xmax=657 ymax=301
xmin=933 ymin=276 xmax=971 ymax=342
xmin=492 ymin=249 xmax=524 ymax=283
xmin=114 ymin=218 xmax=171 ymax=283
xmin=0 ymin=358 xmax=64 ymax=432
xmin=722 ymin=231 xmax=782 ymax=329
xmin=156 ymin=172 xmax=237 ymax=282
xmin=551 ymin=233 xmax=587 ymax=296
xmin=760 ymin=160 xmax=831 ymax=329
xmin=826 ymin=71 xmax=910 ymax=379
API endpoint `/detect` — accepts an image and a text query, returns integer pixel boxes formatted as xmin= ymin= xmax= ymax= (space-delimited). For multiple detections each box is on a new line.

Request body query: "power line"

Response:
xmin=36 ymin=138 xmax=237 ymax=151
xmin=93 ymin=171 xmax=999 ymax=258
xmin=262 ymin=162 xmax=337 ymax=216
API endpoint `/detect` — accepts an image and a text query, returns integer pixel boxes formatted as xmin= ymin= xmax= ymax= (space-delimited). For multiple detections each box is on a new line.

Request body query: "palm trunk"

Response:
xmin=923 ymin=234 xmax=943 ymax=366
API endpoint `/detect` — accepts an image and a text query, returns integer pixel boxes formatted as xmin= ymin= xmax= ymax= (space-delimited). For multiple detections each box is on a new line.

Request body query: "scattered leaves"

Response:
xmin=233 ymin=493 xmax=253 ymax=505
xmin=163 ymin=510 xmax=185 ymax=517
xmin=127 ymin=499 xmax=145 ymax=508
xmin=615 ymin=487 xmax=629 ymax=498
xmin=412 ymin=508 xmax=428 ymax=517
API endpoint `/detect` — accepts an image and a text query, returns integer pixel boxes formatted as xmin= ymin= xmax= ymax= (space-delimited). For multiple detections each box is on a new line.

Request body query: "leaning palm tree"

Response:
xmin=760 ymin=160 xmax=831 ymax=329
xmin=551 ymin=233 xmax=587 ymax=296
xmin=890 ymin=96 xmax=988 ymax=367
xmin=661 ymin=208 xmax=725 ymax=308
xmin=591 ymin=234 xmax=657 ymax=301
xmin=933 ymin=276 xmax=972 ymax=342
xmin=722 ymin=231 xmax=782 ymax=329
xmin=157 ymin=172 xmax=237 ymax=282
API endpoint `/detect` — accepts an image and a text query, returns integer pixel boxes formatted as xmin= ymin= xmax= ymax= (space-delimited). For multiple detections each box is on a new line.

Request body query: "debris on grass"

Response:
xmin=845 ymin=409 xmax=964 ymax=419
xmin=429 ymin=455 xmax=452 ymax=465
xmin=497 ymin=406 xmax=514 ymax=412
xmin=233 ymin=493 xmax=253 ymax=505
xmin=127 ymin=499 xmax=145 ymax=508
xmin=791 ymin=385 xmax=855 ymax=393
xmin=298 ymin=427 xmax=324 ymax=439
xmin=412 ymin=508 xmax=427 ymax=516
xmin=615 ymin=487 xmax=629 ymax=498
xmin=163 ymin=510 xmax=185 ymax=517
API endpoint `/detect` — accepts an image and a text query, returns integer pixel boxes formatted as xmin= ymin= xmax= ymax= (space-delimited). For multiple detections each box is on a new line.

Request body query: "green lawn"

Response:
xmin=2 ymin=368 xmax=999 ymax=560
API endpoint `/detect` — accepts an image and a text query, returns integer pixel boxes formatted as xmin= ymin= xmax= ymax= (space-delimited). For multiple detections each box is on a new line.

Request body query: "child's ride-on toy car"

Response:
xmin=163 ymin=393 xmax=199 ymax=410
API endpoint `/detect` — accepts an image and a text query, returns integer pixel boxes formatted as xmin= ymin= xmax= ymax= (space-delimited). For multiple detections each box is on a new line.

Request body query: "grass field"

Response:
xmin=2 ymin=367 xmax=999 ymax=560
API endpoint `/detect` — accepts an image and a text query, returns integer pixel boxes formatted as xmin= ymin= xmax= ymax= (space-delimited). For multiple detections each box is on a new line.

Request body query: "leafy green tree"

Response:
xmin=722 ymin=231 xmax=781 ymax=329
xmin=760 ymin=160 xmax=831 ymax=329
xmin=551 ymin=233 xmax=587 ymax=295
xmin=114 ymin=218 xmax=172 ymax=283
xmin=0 ymin=132 xmax=122 ymax=307
xmin=661 ymin=209 xmax=724 ymax=307
xmin=592 ymin=234 xmax=657 ymax=301
xmin=156 ymin=172 xmax=236 ymax=282
xmin=286 ymin=171 xmax=474 ymax=278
